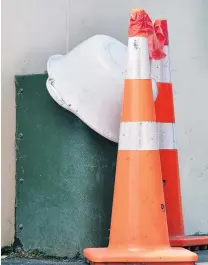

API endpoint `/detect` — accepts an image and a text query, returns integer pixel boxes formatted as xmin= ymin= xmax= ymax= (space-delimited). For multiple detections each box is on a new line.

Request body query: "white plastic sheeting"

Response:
xmin=46 ymin=35 xmax=158 ymax=143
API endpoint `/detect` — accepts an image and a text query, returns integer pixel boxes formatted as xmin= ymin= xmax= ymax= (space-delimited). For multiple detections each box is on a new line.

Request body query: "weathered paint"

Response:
xmin=15 ymin=74 xmax=117 ymax=257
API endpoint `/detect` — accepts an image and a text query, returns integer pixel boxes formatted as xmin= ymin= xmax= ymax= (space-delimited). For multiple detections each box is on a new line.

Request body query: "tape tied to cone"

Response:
xmin=128 ymin=9 xmax=166 ymax=60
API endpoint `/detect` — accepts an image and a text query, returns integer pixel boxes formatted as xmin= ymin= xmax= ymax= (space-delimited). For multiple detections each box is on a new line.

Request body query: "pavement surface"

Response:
xmin=1 ymin=251 xmax=208 ymax=265
xmin=1 ymin=260 xmax=84 ymax=265
xmin=196 ymin=250 xmax=208 ymax=262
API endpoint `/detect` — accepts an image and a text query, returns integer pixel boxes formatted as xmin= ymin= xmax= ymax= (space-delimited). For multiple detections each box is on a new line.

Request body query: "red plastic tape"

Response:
xmin=128 ymin=9 xmax=154 ymax=37
xmin=128 ymin=10 xmax=167 ymax=60
xmin=148 ymin=34 xmax=166 ymax=60
xmin=148 ymin=22 xmax=166 ymax=60
xmin=154 ymin=20 xmax=169 ymax=45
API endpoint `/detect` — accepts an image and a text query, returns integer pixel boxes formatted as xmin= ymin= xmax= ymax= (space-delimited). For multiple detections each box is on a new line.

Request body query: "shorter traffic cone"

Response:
xmin=152 ymin=19 xmax=208 ymax=250
xmin=84 ymin=9 xmax=198 ymax=265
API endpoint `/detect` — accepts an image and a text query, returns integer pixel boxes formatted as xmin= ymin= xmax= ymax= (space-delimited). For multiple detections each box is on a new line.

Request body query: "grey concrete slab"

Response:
xmin=2 ymin=254 xmax=208 ymax=265
xmin=1 ymin=259 xmax=85 ymax=265
xmin=2 ymin=251 xmax=208 ymax=265
xmin=196 ymin=250 xmax=208 ymax=262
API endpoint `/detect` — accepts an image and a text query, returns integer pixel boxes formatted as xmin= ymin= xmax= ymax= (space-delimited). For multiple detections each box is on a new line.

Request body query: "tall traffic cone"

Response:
xmin=84 ymin=9 xmax=197 ymax=265
xmin=152 ymin=19 xmax=208 ymax=250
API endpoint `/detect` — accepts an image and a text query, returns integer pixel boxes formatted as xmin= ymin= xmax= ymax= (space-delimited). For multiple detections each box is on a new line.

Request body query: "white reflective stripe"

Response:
xmin=159 ymin=122 xmax=176 ymax=149
xmin=126 ymin=37 xmax=151 ymax=79
xmin=118 ymin=121 xmax=159 ymax=150
xmin=151 ymin=46 xmax=171 ymax=83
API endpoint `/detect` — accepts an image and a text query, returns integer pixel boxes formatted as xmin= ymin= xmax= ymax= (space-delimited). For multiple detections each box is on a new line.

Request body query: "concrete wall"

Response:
xmin=68 ymin=0 xmax=208 ymax=235
xmin=1 ymin=0 xmax=69 ymax=247
xmin=2 ymin=0 xmax=208 ymax=247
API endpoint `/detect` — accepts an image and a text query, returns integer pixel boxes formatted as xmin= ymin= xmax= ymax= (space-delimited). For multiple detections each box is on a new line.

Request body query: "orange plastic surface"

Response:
xmin=170 ymin=235 xmax=208 ymax=247
xmin=84 ymin=9 xmax=199 ymax=264
xmin=155 ymin=82 xmax=175 ymax=123
xmin=121 ymin=79 xmax=155 ymax=122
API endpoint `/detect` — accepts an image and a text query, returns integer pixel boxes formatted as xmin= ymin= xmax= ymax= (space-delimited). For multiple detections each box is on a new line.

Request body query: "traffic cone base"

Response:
xmin=87 ymin=263 xmax=195 ymax=265
xmin=170 ymin=235 xmax=208 ymax=248
xmin=84 ymin=247 xmax=197 ymax=263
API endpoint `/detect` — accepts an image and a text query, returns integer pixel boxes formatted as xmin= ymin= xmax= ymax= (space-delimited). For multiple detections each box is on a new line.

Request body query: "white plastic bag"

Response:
xmin=46 ymin=34 xmax=157 ymax=143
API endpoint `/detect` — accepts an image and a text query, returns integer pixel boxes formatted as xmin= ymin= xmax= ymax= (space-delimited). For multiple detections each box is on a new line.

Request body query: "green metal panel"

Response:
xmin=16 ymin=74 xmax=117 ymax=258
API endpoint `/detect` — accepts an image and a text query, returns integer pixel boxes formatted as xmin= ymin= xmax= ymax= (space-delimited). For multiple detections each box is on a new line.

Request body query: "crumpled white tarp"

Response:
xmin=46 ymin=34 xmax=158 ymax=143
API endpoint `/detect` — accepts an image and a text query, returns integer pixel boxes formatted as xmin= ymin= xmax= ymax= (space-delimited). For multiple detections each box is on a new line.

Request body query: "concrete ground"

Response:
xmin=2 ymin=251 xmax=208 ymax=265
xmin=196 ymin=250 xmax=208 ymax=263
xmin=1 ymin=260 xmax=208 ymax=265
xmin=1 ymin=260 xmax=84 ymax=265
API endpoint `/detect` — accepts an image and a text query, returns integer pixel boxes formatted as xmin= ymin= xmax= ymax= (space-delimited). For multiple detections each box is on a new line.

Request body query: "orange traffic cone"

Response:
xmin=152 ymin=19 xmax=208 ymax=250
xmin=84 ymin=9 xmax=197 ymax=265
